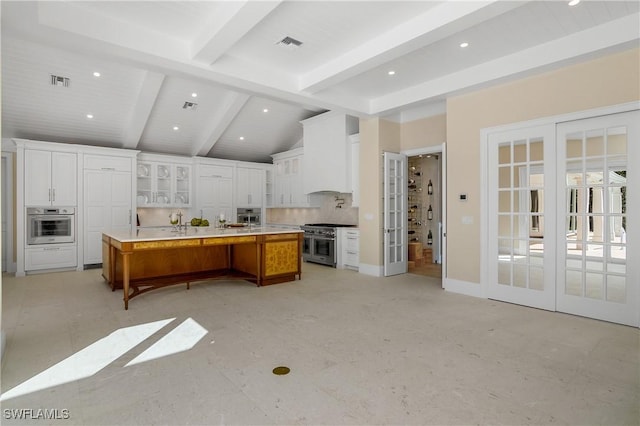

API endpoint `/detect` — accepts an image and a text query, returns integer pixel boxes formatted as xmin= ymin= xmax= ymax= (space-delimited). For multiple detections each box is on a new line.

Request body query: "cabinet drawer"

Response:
xmin=25 ymin=245 xmax=77 ymax=271
xmin=84 ymin=155 xmax=132 ymax=172
xmin=344 ymin=251 xmax=359 ymax=270
xmin=200 ymin=165 xmax=233 ymax=178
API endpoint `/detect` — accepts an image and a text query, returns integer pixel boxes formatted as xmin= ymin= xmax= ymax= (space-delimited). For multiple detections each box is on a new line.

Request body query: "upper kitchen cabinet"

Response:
xmin=271 ymin=148 xmax=317 ymax=208
xmin=236 ymin=165 xmax=266 ymax=208
xmin=136 ymin=154 xmax=192 ymax=208
xmin=301 ymin=112 xmax=359 ymax=194
xmin=24 ymin=149 xmax=77 ymax=207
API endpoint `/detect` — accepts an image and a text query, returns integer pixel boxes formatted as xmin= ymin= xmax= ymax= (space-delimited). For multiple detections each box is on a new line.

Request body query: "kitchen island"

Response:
xmin=102 ymin=226 xmax=303 ymax=309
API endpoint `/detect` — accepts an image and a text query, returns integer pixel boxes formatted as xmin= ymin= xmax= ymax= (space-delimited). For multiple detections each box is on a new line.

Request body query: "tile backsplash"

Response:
xmin=266 ymin=193 xmax=358 ymax=225
xmin=137 ymin=193 xmax=358 ymax=227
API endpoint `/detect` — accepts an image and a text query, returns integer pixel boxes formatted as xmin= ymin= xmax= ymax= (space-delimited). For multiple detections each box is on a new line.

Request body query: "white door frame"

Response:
xmin=403 ymin=143 xmax=447 ymax=284
xmin=1 ymin=152 xmax=15 ymax=273
xmin=480 ymin=101 xmax=640 ymax=325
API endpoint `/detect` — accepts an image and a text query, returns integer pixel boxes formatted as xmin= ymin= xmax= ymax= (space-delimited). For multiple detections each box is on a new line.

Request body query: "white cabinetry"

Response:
xmin=271 ymin=148 xmax=317 ymax=207
xmin=83 ymin=154 xmax=135 ymax=265
xmin=25 ymin=245 xmax=77 ymax=271
xmin=337 ymin=228 xmax=359 ymax=271
xmin=265 ymin=166 xmax=274 ymax=207
xmin=24 ymin=149 xmax=77 ymax=206
xmin=196 ymin=163 xmax=234 ymax=223
xmin=236 ymin=166 xmax=265 ymax=208
xmin=350 ymin=134 xmax=360 ymax=207
xmin=301 ymin=112 xmax=358 ymax=194
xmin=136 ymin=155 xmax=192 ymax=208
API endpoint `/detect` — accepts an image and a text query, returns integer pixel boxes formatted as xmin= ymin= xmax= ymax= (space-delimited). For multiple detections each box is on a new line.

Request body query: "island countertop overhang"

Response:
xmin=103 ymin=226 xmax=302 ymax=243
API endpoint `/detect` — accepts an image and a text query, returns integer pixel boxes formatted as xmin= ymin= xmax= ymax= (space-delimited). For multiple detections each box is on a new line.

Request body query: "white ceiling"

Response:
xmin=2 ymin=1 xmax=638 ymax=163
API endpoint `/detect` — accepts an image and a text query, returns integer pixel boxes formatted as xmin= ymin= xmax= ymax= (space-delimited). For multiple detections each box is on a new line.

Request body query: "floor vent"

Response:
xmin=50 ymin=75 xmax=70 ymax=87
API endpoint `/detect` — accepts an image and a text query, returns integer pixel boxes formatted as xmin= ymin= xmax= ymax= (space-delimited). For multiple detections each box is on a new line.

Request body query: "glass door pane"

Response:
xmin=487 ymin=125 xmax=555 ymax=311
xmin=557 ymin=110 xmax=638 ymax=326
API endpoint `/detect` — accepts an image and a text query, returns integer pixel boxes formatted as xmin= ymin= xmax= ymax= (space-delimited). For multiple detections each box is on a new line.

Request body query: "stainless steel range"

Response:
xmin=301 ymin=223 xmax=356 ymax=267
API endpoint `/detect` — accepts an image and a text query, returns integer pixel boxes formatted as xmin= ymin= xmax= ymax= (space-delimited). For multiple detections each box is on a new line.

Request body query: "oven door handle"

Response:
xmin=30 ymin=214 xmax=73 ymax=220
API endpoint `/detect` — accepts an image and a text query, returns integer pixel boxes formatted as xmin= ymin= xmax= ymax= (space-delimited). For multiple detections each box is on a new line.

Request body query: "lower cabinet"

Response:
xmin=337 ymin=228 xmax=359 ymax=271
xmin=25 ymin=245 xmax=77 ymax=271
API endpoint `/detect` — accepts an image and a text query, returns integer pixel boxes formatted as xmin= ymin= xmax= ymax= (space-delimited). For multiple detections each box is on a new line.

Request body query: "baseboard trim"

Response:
xmin=358 ymin=263 xmax=383 ymax=277
xmin=443 ymin=277 xmax=484 ymax=298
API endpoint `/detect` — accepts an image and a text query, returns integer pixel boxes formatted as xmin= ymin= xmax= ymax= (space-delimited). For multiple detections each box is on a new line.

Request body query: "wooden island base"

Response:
xmin=102 ymin=231 xmax=303 ymax=309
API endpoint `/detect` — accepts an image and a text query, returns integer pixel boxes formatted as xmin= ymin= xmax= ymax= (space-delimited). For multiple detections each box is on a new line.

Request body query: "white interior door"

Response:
xmin=383 ymin=152 xmax=407 ymax=276
xmin=2 ymin=156 xmax=7 ymax=272
xmin=487 ymin=125 xmax=556 ymax=310
xmin=557 ymin=111 xmax=639 ymax=326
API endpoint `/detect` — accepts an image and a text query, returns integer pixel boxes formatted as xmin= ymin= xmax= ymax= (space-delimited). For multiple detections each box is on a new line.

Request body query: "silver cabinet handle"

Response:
xmin=248 ymin=194 xmax=252 ymax=204
xmin=49 ymin=188 xmax=52 ymax=202
xmin=52 ymin=188 xmax=56 ymax=201
xmin=44 ymin=247 xmax=60 ymax=251
xmin=129 ymin=210 xmax=132 ymax=225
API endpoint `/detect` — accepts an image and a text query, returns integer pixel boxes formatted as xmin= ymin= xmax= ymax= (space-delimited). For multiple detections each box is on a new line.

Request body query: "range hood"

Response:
xmin=301 ymin=112 xmax=359 ymax=194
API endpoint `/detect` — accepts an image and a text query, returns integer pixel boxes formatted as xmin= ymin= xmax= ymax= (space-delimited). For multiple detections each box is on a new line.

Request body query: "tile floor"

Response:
xmin=1 ymin=263 xmax=638 ymax=425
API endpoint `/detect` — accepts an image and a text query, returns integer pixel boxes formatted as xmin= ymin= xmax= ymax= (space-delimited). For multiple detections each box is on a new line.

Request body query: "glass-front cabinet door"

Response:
xmin=136 ymin=161 xmax=191 ymax=208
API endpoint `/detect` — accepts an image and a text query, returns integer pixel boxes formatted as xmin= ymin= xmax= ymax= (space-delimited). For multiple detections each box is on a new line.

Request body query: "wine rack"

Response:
xmin=408 ymin=159 xmax=422 ymax=242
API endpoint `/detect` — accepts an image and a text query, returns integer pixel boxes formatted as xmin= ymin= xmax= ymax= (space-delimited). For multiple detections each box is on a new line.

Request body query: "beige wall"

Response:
xmin=446 ymin=47 xmax=640 ymax=284
xmin=358 ymin=118 xmax=401 ymax=269
xmin=401 ymin=113 xmax=446 ymax=151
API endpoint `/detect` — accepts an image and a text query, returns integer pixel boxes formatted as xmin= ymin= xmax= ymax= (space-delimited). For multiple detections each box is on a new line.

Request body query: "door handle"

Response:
xmin=52 ymin=188 xmax=56 ymax=202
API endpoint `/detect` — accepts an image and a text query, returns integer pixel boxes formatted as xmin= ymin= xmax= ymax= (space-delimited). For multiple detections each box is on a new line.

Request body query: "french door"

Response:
xmin=487 ymin=125 xmax=556 ymax=310
xmin=556 ymin=111 xmax=639 ymax=326
xmin=383 ymin=152 xmax=407 ymax=276
xmin=488 ymin=110 xmax=639 ymax=326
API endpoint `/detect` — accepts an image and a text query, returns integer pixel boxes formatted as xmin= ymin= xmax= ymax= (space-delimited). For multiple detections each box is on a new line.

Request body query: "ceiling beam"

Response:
xmin=193 ymin=92 xmax=250 ymax=157
xmin=191 ymin=1 xmax=282 ymax=66
xmin=122 ymin=71 xmax=165 ymax=149
xmin=369 ymin=13 xmax=640 ymax=115
xmin=298 ymin=0 xmax=522 ymax=94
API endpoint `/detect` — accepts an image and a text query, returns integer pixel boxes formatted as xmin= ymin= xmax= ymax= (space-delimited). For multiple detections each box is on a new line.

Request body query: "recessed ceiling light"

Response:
xmin=388 ymin=70 xmax=396 ymax=76
xmin=173 ymin=126 xmax=179 ymax=131
xmin=93 ymin=72 xmax=101 ymax=77
xmin=239 ymin=136 xmax=245 ymax=141
xmin=86 ymin=114 xmax=93 ymax=119
xmin=191 ymin=92 xmax=198 ymax=98
xmin=568 ymin=0 xmax=580 ymax=6
xmin=460 ymin=42 xmax=469 ymax=48
xmin=263 ymin=108 xmax=269 ymax=113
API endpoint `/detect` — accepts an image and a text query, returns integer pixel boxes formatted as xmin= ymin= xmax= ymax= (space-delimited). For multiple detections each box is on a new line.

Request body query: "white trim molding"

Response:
xmin=358 ymin=263 xmax=383 ymax=277
xmin=443 ymin=278 xmax=483 ymax=299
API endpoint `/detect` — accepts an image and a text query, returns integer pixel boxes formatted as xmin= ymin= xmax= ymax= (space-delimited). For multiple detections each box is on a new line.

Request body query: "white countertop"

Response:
xmin=105 ymin=226 xmax=302 ymax=243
